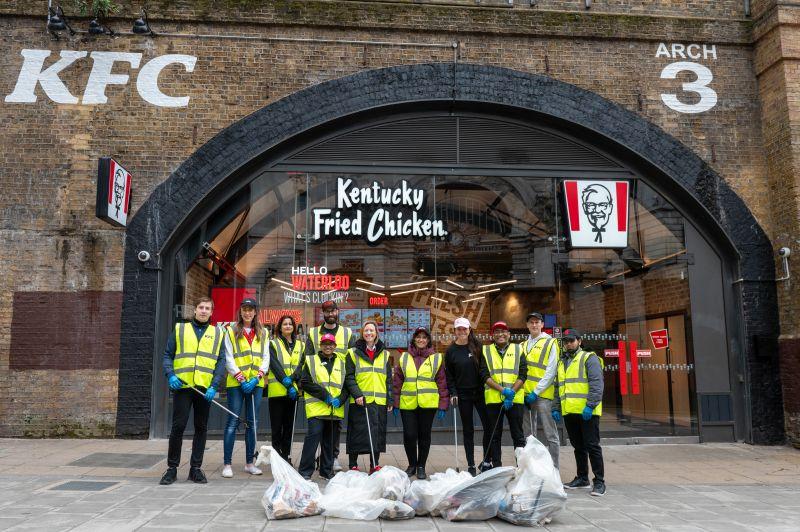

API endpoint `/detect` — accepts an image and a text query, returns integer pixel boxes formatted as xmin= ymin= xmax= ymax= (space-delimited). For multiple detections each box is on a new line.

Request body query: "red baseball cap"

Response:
xmin=320 ymin=333 xmax=337 ymax=344
xmin=490 ymin=321 xmax=509 ymax=334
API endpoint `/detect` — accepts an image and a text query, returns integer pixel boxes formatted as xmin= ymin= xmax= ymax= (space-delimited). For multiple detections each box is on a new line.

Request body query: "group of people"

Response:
xmin=159 ymin=297 xmax=606 ymax=497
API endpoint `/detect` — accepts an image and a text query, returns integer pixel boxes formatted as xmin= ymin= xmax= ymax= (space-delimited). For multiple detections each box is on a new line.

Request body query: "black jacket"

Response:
xmin=344 ymin=339 xmax=390 ymax=454
xmin=344 ymin=339 xmax=392 ymax=400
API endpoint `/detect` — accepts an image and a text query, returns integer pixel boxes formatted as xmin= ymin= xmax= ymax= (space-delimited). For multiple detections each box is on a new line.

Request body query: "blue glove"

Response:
xmin=242 ymin=378 xmax=258 ymax=393
xmin=287 ymin=386 xmax=298 ymax=400
xmin=525 ymin=392 xmax=538 ymax=405
xmin=393 ymin=408 xmax=400 ymax=419
xmin=331 ymin=397 xmax=341 ymax=409
xmin=324 ymin=394 xmax=333 ymax=405
xmin=204 ymin=387 xmax=216 ymax=402
xmin=502 ymin=398 xmax=512 ymax=410
xmin=282 ymin=376 xmax=293 ymax=388
xmin=168 ymin=375 xmax=183 ymax=390
xmin=502 ymin=387 xmax=515 ymax=400
xmin=436 ymin=409 xmax=446 ymax=420
xmin=582 ymin=406 xmax=594 ymax=420
xmin=552 ymin=411 xmax=562 ymax=422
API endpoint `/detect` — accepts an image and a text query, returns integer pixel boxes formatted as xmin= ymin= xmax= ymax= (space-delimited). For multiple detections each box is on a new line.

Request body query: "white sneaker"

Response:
xmin=244 ymin=463 xmax=262 ymax=475
xmin=333 ymin=458 xmax=343 ymax=472
xmin=221 ymin=465 xmax=233 ymax=478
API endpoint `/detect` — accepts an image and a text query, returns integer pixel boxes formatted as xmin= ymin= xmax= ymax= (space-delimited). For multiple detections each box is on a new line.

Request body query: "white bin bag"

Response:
xmin=319 ymin=466 xmax=415 ymax=520
xmin=255 ymin=445 xmax=322 ymax=519
xmin=497 ymin=435 xmax=568 ymax=526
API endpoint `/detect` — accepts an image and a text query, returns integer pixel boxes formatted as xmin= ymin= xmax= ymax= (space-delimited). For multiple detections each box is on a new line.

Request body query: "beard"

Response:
xmin=324 ymin=315 xmax=337 ymax=325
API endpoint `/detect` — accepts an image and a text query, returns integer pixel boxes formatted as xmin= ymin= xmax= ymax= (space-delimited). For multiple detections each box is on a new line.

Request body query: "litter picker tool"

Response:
xmin=364 ymin=402 xmax=377 ymax=473
xmin=453 ymin=405 xmax=460 ymax=472
xmin=479 ymin=408 xmax=504 ymax=469
xmin=289 ymin=398 xmax=299 ymax=465
xmin=529 ymin=407 xmax=535 ymax=438
xmin=189 ymin=386 xmax=249 ymax=428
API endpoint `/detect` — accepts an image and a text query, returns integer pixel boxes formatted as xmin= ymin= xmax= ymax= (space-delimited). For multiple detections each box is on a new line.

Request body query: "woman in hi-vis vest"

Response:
xmin=344 ymin=321 xmax=392 ymax=472
xmin=222 ymin=298 xmax=269 ymax=478
xmin=393 ymin=327 xmax=449 ymax=479
xmin=266 ymin=315 xmax=305 ymax=463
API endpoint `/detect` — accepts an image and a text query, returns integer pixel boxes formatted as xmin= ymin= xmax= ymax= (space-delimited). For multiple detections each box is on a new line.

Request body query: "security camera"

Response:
xmin=137 ymin=250 xmax=151 ymax=263
xmin=778 ymin=247 xmax=791 ymax=257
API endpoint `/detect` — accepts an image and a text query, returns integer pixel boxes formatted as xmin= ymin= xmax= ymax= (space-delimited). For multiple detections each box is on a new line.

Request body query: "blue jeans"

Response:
xmin=223 ymin=385 xmax=263 ymax=465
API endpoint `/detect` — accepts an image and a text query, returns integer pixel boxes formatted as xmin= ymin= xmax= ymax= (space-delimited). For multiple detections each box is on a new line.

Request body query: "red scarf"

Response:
xmin=366 ymin=345 xmax=376 ymax=361
xmin=242 ymin=327 xmax=255 ymax=345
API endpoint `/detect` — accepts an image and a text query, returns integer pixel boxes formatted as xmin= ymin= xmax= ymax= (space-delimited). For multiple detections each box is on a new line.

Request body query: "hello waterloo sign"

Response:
xmin=312 ymin=177 xmax=448 ymax=245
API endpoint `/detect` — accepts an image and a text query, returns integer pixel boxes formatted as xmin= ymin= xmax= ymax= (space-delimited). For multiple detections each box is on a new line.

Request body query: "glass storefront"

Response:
xmin=173 ymin=171 xmax=698 ymax=438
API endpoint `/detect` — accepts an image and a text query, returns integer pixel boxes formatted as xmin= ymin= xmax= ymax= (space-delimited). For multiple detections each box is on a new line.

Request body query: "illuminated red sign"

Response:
xmin=291 ymin=274 xmax=350 ymax=291
xmin=260 ymin=309 xmax=303 ymax=325
xmin=369 ymin=296 xmax=389 ymax=306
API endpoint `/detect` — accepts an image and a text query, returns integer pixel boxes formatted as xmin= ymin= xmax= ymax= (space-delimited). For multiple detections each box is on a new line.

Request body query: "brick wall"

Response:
xmin=0 ymin=1 xmax=793 ymax=439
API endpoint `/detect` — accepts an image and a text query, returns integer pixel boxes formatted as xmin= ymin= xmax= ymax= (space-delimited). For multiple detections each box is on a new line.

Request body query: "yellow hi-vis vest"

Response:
xmin=524 ymin=336 xmax=559 ymax=400
xmin=483 ymin=343 xmax=524 ymax=405
xmin=304 ymin=354 xmax=345 ymax=419
xmin=173 ymin=322 xmax=223 ymax=389
xmin=309 ymin=325 xmax=352 ymax=360
xmin=267 ymin=338 xmax=304 ymax=398
xmin=225 ymin=327 xmax=267 ymax=389
xmin=557 ymin=349 xmax=604 ymax=416
xmin=399 ymin=352 xmax=442 ymax=410
xmin=348 ymin=348 xmax=389 ymax=406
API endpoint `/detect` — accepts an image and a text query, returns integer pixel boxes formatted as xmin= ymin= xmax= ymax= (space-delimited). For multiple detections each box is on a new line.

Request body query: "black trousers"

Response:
xmin=456 ymin=389 xmax=491 ymax=467
xmin=563 ymin=413 xmax=604 ymax=482
xmin=268 ymin=396 xmax=297 ymax=462
xmin=485 ymin=403 xmax=525 ymax=466
xmin=348 ymin=452 xmax=380 ymax=469
xmin=299 ymin=417 xmax=337 ymax=478
xmin=167 ymin=388 xmax=211 ymax=469
xmin=400 ymin=408 xmax=436 ymax=468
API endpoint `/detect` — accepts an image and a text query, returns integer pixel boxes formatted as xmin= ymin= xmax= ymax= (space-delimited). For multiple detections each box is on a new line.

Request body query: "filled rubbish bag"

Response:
xmin=255 ymin=445 xmax=322 ymax=520
xmin=404 ymin=468 xmax=472 ymax=516
xmin=319 ymin=466 xmax=414 ymax=520
xmin=436 ymin=466 xmax=516 ymax=521
xmin=497 ymin=435 xmax=567 ymax=526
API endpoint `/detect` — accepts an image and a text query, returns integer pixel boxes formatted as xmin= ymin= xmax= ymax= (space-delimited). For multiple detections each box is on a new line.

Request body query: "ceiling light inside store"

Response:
xmin=463 ymin=296 xmax=485 ymax=302
xmin=470 ymin=288 xmax=501 ymax=297
xmin=356 ymin=287 xmax=386 ymax=296
xmin=271 ymin=278 xmax=293 ymax=287
xmin=445 ymin=279 xmax=465 ymax=289
xmin=436 ymin=287 xmax=457 ymax=297
xmin=392 ymin=287 xmax=430 ymax=296
xmin=476 ymin=279 xmax=517 ymax=289
xmin=356 ymin=279 xmax=385 ymax=288
xmin=389 ymin=280 xmax=435 ymax=289
xmin=431 ymin=296 xmax=448 ymax=303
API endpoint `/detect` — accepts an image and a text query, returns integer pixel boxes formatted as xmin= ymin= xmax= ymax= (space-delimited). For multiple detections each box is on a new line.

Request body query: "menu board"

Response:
xmin=362 ymin=309 xmax=386 ymax=335
xmin=384 ymin=309 xmax=409 ymax=349
xmin=338 ymin=308 xmax=362 ymax=329
xmin=408 ymin=309 xmax=431 ymax=336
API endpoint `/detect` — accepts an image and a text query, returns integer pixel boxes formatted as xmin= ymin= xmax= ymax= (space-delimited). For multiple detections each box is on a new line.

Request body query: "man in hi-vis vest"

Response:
xmin=552 ymin=328 xmax=606 ymax=497
xmin=302 ymin=299 xmax=355 ymax=472
xmin=479 ymin=321 xmax=527 ymax=471
xmin=522 ymin=311 xmax=561 ymax=468
xmin=160 ymin=297 xmax=227 ymax=485
xmin=298 ymin=333 xmax=349 ymax=480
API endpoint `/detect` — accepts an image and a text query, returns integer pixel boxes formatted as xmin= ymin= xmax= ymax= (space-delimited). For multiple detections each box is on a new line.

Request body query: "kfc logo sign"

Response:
xmin=563 ymin=180 xmax=629 ymax=248
xmin=96 ymin=157 xmax=132 ymax=228
xmin=4 ymin=50 xmax=197 ymax=108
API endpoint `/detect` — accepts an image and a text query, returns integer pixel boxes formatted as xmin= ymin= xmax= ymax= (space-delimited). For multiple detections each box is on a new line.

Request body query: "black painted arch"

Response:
xmin=117 ymin=62 xmax=783 ymax=443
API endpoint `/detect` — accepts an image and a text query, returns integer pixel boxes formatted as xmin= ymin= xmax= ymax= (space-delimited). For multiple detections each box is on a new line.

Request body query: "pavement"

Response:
xmin=0 ymin=438 xmax=798 ymax=531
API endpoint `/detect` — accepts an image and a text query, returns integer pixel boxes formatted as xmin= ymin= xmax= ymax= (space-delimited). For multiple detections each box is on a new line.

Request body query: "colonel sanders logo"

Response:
xmin=563 ymin=180 xmax=629 ymax=248
xmin=113 ymin=168 xmax=126 ymax=217
xmin=581 ymin=184 xmax=613 ymax=243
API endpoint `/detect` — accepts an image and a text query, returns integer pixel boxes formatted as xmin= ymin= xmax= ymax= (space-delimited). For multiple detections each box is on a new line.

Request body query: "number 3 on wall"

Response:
xmin=660 ymin=61 xmax=717 ymax=114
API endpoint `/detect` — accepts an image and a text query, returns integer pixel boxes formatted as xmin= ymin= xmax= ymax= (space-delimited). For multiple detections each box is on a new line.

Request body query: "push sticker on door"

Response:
xmin=563 ymin=180 xmax=630 ymax=248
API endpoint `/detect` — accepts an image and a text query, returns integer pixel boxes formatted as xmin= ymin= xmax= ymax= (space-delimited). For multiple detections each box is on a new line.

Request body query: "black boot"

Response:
xmin=405 ymin=465 xmax=416 ymax=477
xmin=416 ymin=466 xmax=427 ymax=480
xmin=188 ymin=467 xmax=207 ymax=483
xmin=467 ymin=465 xmax=477 ymax=477
xmin=159 ymin=467 xmax=177 ymax=485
